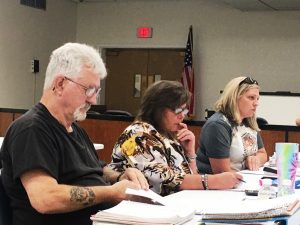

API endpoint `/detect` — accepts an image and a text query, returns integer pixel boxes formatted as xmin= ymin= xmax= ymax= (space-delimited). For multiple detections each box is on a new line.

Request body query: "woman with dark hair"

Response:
xmin=108 ymin=80 xmax=242 ymax=196
xmin=196 ymin=76 xmax=268 ymax=175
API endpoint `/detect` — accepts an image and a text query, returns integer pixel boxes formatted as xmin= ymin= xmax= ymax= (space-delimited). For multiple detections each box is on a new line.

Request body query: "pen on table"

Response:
xmin=263 ymin=166 xmax=277 ymax=174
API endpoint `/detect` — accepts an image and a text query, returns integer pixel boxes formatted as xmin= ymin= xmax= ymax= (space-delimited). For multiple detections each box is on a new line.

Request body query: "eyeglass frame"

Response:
xmin=64 ymin=76 xmax=101 ymax=97
xmin=239 ymin=77 xmax=258 ymax=86
xmin=174 ymin=107 xmax=189 ymax=116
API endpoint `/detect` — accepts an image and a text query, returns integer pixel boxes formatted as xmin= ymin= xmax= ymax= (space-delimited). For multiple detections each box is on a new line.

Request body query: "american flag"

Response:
xmin=181 ymin=26 xmax=195 ymax=117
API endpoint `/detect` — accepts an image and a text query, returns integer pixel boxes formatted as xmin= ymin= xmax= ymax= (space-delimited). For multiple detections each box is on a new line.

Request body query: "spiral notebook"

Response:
xmin=201 ymin=195 xmax=300 ymax=221
xmin=163 ymin=190 xmax=300 ymax=221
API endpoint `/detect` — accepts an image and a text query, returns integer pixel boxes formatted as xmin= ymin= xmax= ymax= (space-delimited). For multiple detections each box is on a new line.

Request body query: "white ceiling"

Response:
xmin=219 ymin=0 xmax=300 ymax=11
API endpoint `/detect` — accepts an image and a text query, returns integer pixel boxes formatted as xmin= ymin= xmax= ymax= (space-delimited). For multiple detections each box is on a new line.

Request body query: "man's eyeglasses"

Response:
xmin=239 ymin=77 xmax=258 ymax=86
xmin=174 ymin=107 xmax=189 ymax=116
xmin=64 ymin=76 xmax=101 ymax=98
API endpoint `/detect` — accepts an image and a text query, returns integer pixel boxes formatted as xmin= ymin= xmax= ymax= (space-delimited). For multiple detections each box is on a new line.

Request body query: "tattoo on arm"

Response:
xmin=70 ymin=187 xmax=96 ymax=206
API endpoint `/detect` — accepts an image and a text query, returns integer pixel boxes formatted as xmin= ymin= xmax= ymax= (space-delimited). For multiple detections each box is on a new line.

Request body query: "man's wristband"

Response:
xmin=116 ymin=171 xmax=125 ymax=182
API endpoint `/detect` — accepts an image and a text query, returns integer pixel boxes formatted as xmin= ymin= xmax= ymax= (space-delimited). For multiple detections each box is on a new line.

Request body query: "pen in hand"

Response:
xmin=238 ymin=178 xmax=246 ymax=183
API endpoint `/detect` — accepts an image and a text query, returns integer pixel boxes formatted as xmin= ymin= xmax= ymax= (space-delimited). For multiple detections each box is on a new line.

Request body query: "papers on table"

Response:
xmin=234 ymin=173 xmax=262 ymax=191
xmin=91 ymin=188 xmax=195 ymax=225
xmin=240 ymin=166 xmax=300 ymax=178
xmin=163 ymin=190 xmax=300 ymax=221
xmin=201 ymin=195 xmax=300 ymax=220
xmin=164 ymin=190 xmax=245 ymax=214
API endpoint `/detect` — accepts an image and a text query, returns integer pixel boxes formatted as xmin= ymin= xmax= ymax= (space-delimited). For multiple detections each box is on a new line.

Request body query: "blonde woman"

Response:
xmin=196 ymin=76 xmax=267 ymax=174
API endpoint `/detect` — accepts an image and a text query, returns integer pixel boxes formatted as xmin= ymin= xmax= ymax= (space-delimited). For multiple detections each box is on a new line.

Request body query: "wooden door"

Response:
xmin=105 ymin=49 xmax=184 ymax=116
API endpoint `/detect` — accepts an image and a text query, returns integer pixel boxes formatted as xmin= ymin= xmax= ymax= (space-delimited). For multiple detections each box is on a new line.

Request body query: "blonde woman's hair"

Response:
xmin=215 ymin=76 xmax=260 ymax=131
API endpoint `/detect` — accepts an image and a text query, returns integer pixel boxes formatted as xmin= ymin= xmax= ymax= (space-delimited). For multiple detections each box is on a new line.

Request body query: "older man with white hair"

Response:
xmin=0 ymin=43 xmax=148 ymax=225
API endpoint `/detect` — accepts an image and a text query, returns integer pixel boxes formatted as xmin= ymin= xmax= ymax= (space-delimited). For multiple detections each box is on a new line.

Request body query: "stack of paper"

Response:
xmin=91 ymin=200 xmax=195 ymax=225
xmin=163 ymin=190 xmax=300 ymax=221
xmin=90 ymin=188 xmax=195 ymax=225
xmin=200 ymin=194 xmax=300 ymax=221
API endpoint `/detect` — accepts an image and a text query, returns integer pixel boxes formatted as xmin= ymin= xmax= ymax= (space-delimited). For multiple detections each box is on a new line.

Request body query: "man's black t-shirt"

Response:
xmin=0 ymin=103 xmax=113 ymax=225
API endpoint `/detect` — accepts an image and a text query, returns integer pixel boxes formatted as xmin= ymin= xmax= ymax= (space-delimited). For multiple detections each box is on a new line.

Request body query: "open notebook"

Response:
xmin=90 ymin=188 xmax=195 ymax=225
xmin=201 ymin=194 xmax=300 ymax=220
xmin=163 ymin=190 xmax=300 ymax=221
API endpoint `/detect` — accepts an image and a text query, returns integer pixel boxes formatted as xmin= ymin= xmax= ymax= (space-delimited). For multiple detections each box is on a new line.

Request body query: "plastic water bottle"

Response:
xmin=258 ymin=179 xmax=277 ymax=199
xmin=277 ymin=179 xmax=295 ymax=197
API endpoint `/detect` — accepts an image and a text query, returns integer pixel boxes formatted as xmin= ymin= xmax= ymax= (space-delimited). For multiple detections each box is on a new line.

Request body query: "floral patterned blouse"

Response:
xmin=108 ymin=121 xmax=192 ymax=196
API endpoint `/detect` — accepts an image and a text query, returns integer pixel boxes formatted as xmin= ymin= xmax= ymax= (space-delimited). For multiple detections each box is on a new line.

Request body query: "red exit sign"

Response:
xmin=137 ymin=27 xmax=153 ymax=38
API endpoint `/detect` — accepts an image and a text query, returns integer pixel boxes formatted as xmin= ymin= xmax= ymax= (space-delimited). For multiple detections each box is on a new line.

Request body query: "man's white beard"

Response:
xmin=73 ymin=103 xmax=91 ymax=121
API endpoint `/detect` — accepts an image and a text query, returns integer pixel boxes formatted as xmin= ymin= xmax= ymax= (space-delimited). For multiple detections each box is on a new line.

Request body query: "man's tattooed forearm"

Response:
xmin=70 ymin=187 xmax=96 ymax=206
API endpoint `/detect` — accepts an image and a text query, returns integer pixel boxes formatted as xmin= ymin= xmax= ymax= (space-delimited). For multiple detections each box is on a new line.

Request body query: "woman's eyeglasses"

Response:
xmin=239 ymin=77 xmax=258 ymax=86
xmin=174 ymin=107 xmax=189 ymax=116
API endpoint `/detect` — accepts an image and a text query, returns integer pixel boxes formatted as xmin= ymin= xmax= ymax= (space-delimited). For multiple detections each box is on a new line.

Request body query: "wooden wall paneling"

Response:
xmin=288 ymin=131 xmax=300 ymax=144
xmin=0 ymin=112 xmax=14 ymax=136
xmin=1 ymin=108 xmax=299 ymax=165
xmin=80 ymin=119 xmax=202 ymax=163
xmin=73 ymin=117 xmax=300 ymax=165
xmin=260 ymin=130 xmax=286 ymax=157
xmin=79 ymin=119 xmax=131 ymax=163
xmin=93 ymin=120 xmax=131 ymax=163
xmin=13 ymin=113 xmax=24 ymax=120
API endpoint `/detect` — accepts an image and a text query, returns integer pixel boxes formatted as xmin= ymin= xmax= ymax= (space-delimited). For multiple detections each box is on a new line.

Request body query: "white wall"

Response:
xmin=257 ymin=94 xmax=300 ymax=126
xmin=76 ymin=0 xmax=300 ymax=120
xmin=1 ymin=0 xmax=300 ymax=120
xmin=0 ymin=0 xmax=77 ymax=109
